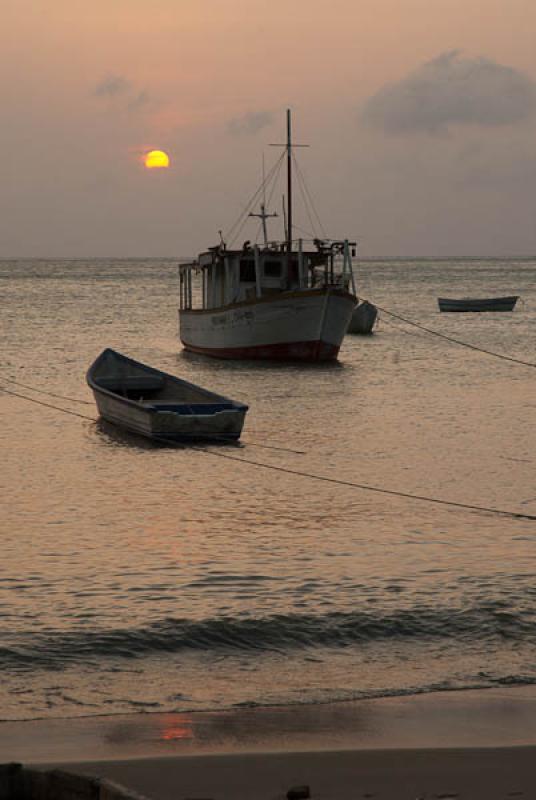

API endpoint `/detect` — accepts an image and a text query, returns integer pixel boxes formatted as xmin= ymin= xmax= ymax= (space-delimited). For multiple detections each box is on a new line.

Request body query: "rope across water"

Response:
xmin=2 ymin=379 xmax=534 ymax=522
xmin=371 ymin=303 xmax=536 ymax=369
xmin=2 ymin=299 xmax=534 ymax=521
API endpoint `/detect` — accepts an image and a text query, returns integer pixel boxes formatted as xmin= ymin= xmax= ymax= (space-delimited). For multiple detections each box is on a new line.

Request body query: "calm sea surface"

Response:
xmin=1 ymin=258 xmax=535 ymax=721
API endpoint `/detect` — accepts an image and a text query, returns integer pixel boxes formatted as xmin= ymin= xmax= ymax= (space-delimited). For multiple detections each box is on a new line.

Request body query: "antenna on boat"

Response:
xmin=249 ymin=154 xmax=278 ymax=247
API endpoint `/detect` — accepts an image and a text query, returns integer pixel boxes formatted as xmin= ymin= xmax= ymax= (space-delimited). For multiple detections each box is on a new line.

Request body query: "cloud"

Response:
xmin=227 ymin=110 xmax=275 ymax=135
xmin=94 ymin=75 xmax=132 ymax=98
xmin=128 ymin=90 xmax=150 ymax=111
xmin=361 ymin=51 xmax=536 ymax=135
xmin=94 ymin=75 xmax=150 ymax=111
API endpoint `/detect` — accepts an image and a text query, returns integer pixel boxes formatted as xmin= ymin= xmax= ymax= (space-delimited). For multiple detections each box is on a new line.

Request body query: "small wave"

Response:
xmin=1 ymin=602 xmax=534 ymax=671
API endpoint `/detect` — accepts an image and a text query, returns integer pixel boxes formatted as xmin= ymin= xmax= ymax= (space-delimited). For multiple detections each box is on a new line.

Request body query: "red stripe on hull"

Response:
xmin=182 ymin=339 xmax=340 ymax=361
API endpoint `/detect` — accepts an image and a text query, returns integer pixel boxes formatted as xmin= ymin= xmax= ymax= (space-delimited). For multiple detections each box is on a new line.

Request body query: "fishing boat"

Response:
xmin=178 ymin=110 xmax=357 ymax=361
xmin=438 ymin=296 xmax=519 ymax=312
xmin=87 ymin=349 xmax=248 ymax=442
xmin=347 ymin=299 xmax=378 ymax=334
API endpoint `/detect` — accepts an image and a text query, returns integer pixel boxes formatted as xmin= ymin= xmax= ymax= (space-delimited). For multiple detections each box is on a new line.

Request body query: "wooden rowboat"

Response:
xmin=438 ymin=296 xmax=519 ymax=312
xmin=87 ymin=349 xmax=248 ymax=442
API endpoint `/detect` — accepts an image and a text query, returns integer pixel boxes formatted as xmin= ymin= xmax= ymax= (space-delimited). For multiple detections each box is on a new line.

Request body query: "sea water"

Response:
xmin=1 ymin=257 xmax=535 ymax=721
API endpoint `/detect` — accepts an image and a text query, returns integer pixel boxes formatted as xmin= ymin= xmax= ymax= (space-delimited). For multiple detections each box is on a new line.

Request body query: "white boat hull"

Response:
xmin=179 ymin=288 xmax=356 ymax=361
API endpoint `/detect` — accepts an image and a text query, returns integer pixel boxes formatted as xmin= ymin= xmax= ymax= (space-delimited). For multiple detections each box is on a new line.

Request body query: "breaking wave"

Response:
xmin=2 ymin=601 xmax=534 ymax=671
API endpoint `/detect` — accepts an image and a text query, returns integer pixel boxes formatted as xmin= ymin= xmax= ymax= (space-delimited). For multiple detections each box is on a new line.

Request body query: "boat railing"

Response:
xmin=178 ymin=238 xmax=356 ymax=311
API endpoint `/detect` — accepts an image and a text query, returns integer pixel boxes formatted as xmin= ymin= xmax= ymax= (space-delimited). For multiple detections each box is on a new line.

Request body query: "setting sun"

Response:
xmin=144 ymin=150 xmax=170 ymax=169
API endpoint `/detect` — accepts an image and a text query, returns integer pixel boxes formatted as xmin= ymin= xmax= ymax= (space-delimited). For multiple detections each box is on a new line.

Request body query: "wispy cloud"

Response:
xmin=94 ymin=74 xmax=150 ymax=111
xmin=94 ymin=74 xmax=132 ymax=98
xmin=361 ymin=51 xmax=536 ymax=135
xmin=227 ymin=110 xmax=275 ymax=136
xmin=128 ymin=90 xmax=150 ymax=111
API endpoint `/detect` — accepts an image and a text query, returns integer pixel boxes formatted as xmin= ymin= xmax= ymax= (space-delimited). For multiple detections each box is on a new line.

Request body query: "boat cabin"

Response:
xmin=179 ymin=239 xmax=356 ymax=311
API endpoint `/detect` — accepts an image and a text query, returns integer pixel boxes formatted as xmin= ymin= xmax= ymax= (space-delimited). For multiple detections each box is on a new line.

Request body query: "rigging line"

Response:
xmin=292 ymin=152 xmax=317 ymax=238
xmin=228 ymin=164 xmax=279 ymax=247
xmin=371 ymin=304 xmax=536 ymax=369
xmin=190 ymin=446 xmax=536 ymax=522
xmin=293 ymin=223 xmax=317 ymax=240
xmin=225 ymin=169 xmax=269 ymax=243
xmin=225 ymin=152 xmax=285 ymax=245
xmin=292 ymin=151 xmax=328 ymax=242
xmin=264 ymin=154 xmax=285 ymax=228
xmin=291 ymin=152 xmax=327 ymax=239
xmin=291 ymin=152 xmax=316 ymax=236
xmin=224 ymin=160 xmax=278 ymax=244
xmin=0 ymin=385 xmax=97 ymax=421
xmin=0 ymin=374 xmax=93 ymax=404
xmin=248 ymin=155 xmax=286 ymax=248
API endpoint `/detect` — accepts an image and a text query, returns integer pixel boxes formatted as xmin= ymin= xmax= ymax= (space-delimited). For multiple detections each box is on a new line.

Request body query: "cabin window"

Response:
xmin=239 ymin=259 xmax=256 ymax=282
xmin=264 ymin=260 xmax=282 ymax=278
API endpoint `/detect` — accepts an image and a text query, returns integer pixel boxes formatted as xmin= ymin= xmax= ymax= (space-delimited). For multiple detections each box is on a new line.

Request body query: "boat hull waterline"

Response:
xmin=180 ymin=288 xmax=356 ymax=361
xmin=87 ymin=349 xmax=248 ymax=442
xmin=438 ymin=296 xmax=519 ymax=312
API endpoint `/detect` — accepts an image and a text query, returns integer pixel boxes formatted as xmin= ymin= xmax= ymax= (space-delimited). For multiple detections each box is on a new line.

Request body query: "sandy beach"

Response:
xmin=41 ymin=748 xmax=536 ymax=800
xmin=2 ymin=687 xmax=536 ymax=799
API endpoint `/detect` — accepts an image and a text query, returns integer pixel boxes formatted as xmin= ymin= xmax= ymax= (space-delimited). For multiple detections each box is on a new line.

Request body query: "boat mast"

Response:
xmin=270 ymin=109 xmax=307 ymax=257
xmin=286 ymin=108 xmax=292 ymax=253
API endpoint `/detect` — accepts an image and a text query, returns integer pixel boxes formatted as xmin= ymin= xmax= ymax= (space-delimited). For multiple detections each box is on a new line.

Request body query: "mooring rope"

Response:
xmin=377 ymin=314 xmax=426 ymax=338
xmin=191 ymin=445 xmax=536 ymax=522
xmin=2 ymin=364 xmax=534 ymax=521
xmin=0 ymin=384 xmax=303 ymax=454
xmin=0 ymin=384 xmax=96 ymax=421
xmin=0 ymin=374 xmax=93 ymax=404
xmin=371 ymin=303 xmax=536 ymax=369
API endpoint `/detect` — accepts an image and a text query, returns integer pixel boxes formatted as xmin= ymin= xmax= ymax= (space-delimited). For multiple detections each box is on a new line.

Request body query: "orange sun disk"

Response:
xmin=144 ymin=150 xmax=170 ymax=169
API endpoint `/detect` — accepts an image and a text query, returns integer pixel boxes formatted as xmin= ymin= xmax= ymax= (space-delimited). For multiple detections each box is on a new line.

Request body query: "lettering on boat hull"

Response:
xmin=180 ymin=290 xmax=355 ymax=361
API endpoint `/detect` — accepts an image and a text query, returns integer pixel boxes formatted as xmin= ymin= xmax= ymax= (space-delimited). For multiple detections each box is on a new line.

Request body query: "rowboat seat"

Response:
xmin=97 ymin=375 xmax=165 ymax=393
xmin=151 ymin=403 xmax=235 ymax=414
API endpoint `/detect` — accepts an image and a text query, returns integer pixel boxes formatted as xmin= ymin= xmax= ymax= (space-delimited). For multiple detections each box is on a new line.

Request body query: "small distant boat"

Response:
xmin=87 ymin=349 xmax=248 ymax=442
xmin=438 ymin=296 xmax=519 ymax=312
xmin=346 ymin=300 xmax=378 ymax=334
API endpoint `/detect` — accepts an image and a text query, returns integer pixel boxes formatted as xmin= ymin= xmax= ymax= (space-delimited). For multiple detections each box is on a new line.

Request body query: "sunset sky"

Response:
xmin=1 ymin=0 xmax=535 ymax=257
